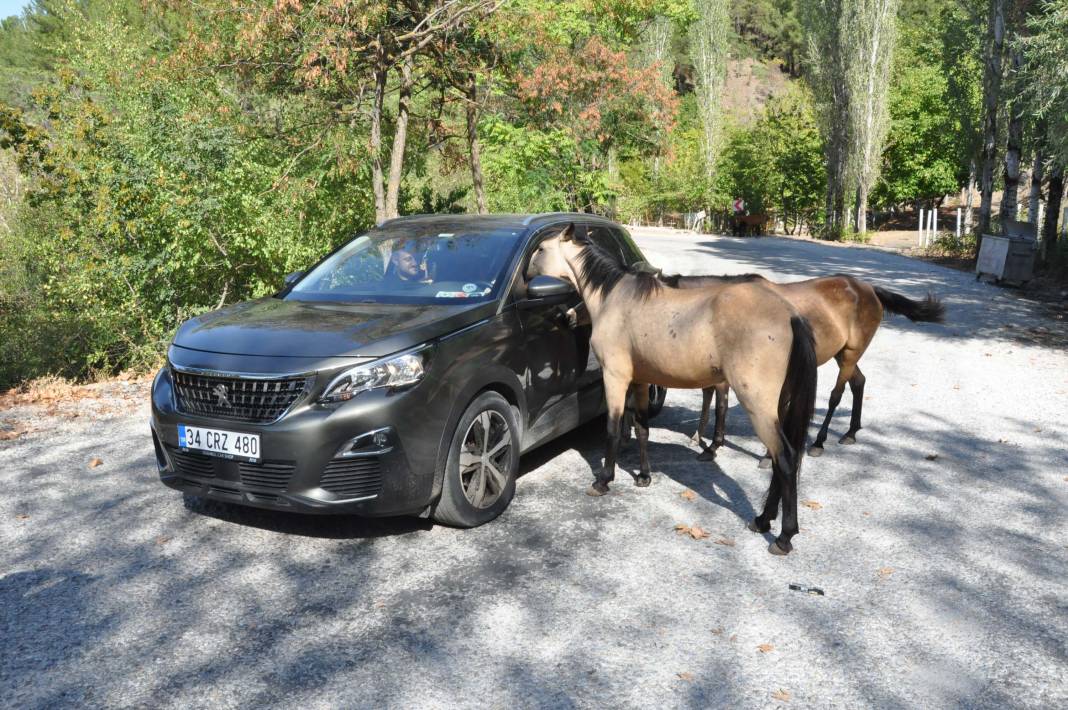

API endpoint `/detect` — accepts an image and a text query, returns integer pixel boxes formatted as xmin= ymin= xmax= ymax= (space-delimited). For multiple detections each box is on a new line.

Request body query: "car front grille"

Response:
xmin=172 ymin=370 xmax=310 ymax=424
xmin=166 ymin=445 xmax=297 ymax=492
xmin=320 ymin=458 xmax=383 ymax=499
xmin=168 ymin=446 xmax=215 ymax=478
xmin=238 ymin=460 xmax=297 ymax=491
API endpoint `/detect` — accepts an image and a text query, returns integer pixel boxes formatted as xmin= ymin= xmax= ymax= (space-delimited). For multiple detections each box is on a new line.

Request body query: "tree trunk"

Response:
xmin=1042 ymin=162 xmax=1064 ymax=259
xmin=371 ymin=62 xmax=387 ymax=223
xmin=465 ymin=74 xmax=487 ymax=214
xmin=1000 ymin=48 xmax=1024 ymax=225
xmin=1028 ymin=146 xmax=1044 ymax=226
xmin=853 ymin=186 xmax=863 ymax=233
xmin=977 ymin=0 xmax=1006 ymax=244
xmin=385 ymin=55 xmax=414 ymax=220
xmin=964 ymin=159 xmax=976 ymax=234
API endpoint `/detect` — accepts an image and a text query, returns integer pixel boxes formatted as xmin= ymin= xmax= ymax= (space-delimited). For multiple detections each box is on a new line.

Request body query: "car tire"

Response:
xmin=648 ymin=385 xmax=667 ymax=419
xmin=432 ymin=391 xmax=520 ymax=528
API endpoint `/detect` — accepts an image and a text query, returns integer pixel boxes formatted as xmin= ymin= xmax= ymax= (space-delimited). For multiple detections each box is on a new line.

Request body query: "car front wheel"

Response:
xmin=432 ymin=391 xmax=520 ymax=528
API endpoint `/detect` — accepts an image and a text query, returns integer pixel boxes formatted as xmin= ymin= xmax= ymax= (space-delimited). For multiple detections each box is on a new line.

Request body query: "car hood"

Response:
xmin=173 ymin=297 xmax=497 ymax=358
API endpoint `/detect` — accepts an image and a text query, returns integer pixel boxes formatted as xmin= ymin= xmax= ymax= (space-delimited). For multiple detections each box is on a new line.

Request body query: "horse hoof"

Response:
xmin=587 ymin=482 xmax=610 ymax=497
xmin=697 ymin=449 xmax=716 ymax=462
xmin=634 ymin=475 xmax=651 ymax=488
xmin=768 ymin=540 xmax=792 ymax=556
xmin=808 ymin=445 xmax=824 ymax=457
xmin=839 ymin=435 xmax=856 ymax=446
xmin=747 ymin=518 xmax=770 ymax=534
xmin=758 ymin=456 xmax=772 ymax=469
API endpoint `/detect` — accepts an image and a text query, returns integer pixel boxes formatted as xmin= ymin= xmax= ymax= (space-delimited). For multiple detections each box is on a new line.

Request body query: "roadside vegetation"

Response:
xmin=1 ymin=0 xmax=1066 ymax=388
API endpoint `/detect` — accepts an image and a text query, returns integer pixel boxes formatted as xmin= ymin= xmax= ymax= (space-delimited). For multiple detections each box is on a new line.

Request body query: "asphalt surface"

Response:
xmin=3 ymin=229 xmax=1067 ymax=708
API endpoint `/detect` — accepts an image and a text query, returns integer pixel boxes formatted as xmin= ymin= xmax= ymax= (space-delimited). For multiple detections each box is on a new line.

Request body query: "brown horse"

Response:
xmin=658 ymin=273 xmax=945 ymax=464
xmin=528 ymin=225 xmax=818 ymax=555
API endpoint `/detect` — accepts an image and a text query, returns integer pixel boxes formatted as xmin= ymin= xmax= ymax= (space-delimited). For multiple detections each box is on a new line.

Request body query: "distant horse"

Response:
xmin=658 ymin=273 xmax=945 ymax=464
xmin=528 ymin=225 xmax=818 ymax=555
xmin=733 ymin=214 xmax=769 ymax=236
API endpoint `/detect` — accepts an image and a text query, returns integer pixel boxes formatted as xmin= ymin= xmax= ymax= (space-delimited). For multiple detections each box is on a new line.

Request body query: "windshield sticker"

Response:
xmin=462 ymin=283 xmax=478 ymax=293
xmin=435 ymin=291 xmax=469 ymax=298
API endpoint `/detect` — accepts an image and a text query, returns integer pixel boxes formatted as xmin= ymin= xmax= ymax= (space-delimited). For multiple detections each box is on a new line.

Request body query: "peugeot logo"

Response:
xmin=213 ymin=384 xmax=231 ymax=408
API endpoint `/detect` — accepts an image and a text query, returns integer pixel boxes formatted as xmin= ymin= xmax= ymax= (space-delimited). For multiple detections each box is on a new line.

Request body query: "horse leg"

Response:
xmin=840 ymin=366 xmax=866 ymax=445
xmin=712 ymin=383 xmax=728 ymax=449
xmin=809 ymin=355 xmax=851 ymax=457
xmin=631 ymin=383 xmax=652 ymax=487
xmin=590 ymin=372 xmax=629 ymax=497
xmin=691 ymin=387 xmax=713 ymax=447
xmin=697 ymin=383 xmax=729 ymax=462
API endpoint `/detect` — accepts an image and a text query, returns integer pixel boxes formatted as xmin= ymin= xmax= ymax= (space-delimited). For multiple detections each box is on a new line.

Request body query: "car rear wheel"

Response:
xmin=432 ymin=391 xmax=520 ymax=528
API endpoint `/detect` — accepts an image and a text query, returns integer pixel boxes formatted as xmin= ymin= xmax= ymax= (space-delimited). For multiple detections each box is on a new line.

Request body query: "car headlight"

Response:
xmin=320 ymin=347 xmax=430 ymax=403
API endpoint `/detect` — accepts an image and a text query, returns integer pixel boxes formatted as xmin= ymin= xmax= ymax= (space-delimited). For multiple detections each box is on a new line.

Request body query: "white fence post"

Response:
xmin=956 ymin=208 xmax=961 ymax=238
xmin=933 ymin=207 xmax=938 ymax=239
xmin=918 ymin=208 xmax=925 ymax=246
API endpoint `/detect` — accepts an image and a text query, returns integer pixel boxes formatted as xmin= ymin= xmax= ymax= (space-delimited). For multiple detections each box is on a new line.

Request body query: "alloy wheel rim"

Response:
xmin=459 ymin=410 xmax=512 ymax=509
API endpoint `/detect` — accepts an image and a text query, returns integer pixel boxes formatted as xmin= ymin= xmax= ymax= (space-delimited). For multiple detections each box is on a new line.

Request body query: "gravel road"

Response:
xmin=3 ymin=229 xmax=1067 ymax=708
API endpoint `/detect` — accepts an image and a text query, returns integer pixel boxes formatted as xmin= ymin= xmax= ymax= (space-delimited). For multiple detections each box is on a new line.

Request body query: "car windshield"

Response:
xmin=286 ymin=225 xmax=525 ymax=304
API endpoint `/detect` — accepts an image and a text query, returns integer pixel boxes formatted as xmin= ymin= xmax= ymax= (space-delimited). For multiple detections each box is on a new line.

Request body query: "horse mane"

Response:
xmin=575 ymin=238 xmax=667 ymax=300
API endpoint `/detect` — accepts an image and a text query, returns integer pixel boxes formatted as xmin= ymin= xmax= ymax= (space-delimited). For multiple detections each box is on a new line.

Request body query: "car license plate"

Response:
xmin=178 ymin=424 xmax=260 ymax=462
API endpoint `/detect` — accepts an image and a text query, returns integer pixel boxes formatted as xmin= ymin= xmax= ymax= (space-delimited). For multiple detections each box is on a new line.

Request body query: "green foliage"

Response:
xmin=713 ymin=89 xmax=825 ymax=226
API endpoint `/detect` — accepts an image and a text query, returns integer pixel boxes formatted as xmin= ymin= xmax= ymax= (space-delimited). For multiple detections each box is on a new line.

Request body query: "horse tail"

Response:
xmin=778 ymin=316 xmax=818 ymax=469
xmin=873 ymin=286 xmax=946 ymax=323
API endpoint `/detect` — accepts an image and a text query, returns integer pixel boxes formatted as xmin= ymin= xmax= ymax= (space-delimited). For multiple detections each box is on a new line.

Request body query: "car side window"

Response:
xmin=587 ymin=226 xmax=627 ymax=264
xmin=610 ymin=227 xmax=644 ymax=266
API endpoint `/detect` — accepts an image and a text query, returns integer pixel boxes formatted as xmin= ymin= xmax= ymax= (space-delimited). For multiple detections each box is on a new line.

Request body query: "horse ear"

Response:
xmin=559 ymin=223 xmax=575 ymax=241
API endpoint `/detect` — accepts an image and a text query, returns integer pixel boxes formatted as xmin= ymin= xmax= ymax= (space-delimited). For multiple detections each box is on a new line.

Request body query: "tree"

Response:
xmin=976 ymin=0 xmax=1007 ymax=239
xmin=1019 ymin=0 xmax=1068 ymax=254
xmin=690 ymin=0 xmax=731 ymax=187
xmin=844 ymin=0 xmax=898 ymax=233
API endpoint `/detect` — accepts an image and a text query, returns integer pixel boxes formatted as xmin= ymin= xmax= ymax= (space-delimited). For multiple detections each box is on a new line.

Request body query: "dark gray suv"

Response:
xmin=150 ymin=213 xmax=662 ymax=527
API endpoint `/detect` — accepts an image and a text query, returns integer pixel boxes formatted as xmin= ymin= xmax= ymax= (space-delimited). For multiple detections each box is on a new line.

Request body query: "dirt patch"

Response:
xmin=0 ymin=373 xmax=151 ymax=439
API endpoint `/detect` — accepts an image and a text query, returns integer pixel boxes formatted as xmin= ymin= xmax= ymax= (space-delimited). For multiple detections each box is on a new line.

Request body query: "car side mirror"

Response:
xmin=522 ymin=275 xmax=574 ymax=306
xmin=283 ymin=271 xmax=304 ymax=288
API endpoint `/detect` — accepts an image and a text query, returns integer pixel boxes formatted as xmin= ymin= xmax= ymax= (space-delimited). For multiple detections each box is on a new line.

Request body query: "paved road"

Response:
xmin=3 ymin=230 xmax=1067 ymax=708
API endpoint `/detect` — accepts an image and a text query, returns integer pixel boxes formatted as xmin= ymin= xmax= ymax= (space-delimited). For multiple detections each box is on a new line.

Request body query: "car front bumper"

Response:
xmin=150 ymin=365 xmax=447 ymax=517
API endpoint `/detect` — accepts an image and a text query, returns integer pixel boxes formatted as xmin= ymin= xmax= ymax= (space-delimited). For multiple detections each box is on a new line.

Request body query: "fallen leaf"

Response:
xmin=772 ymin=689 xmax=792 ymax=702
xmin=680 ymin=489 xmax=697 ymax=501
xmin=877 ymin=567 xmax=894 ymax=578
xmin=88 ymin=457 xmax=103 ymax=469
xmin=1034 ymin=427 xmax=1042 ymax=433
xmin=952 ymin=384 xmax=960 ymax=390
xmin=714 ymin=536 xmax=736 ymax=547
xmin=675 ymin=523 xmax=710 ymax=540
xmin=155 ymin=535 xmax=170 ymax=545
xmin=862 ymin=511 xmax=871 ymax=516
xmin=801 ymin=500 xmax=822 ymax=510
xmin=757 ymin=643 xmax=775 ymax=653
xmin=15 ymin=513 xmax=30 ymax=520
xmin=729 ymin=634 xmax=737 ymax=643
xmin=677 ymin=672 xmax=694 ymax=682
xmin=925 ymin=454 xmax=939 ymax=461
xmin=711 ymin=627 xmax=724 ymax=636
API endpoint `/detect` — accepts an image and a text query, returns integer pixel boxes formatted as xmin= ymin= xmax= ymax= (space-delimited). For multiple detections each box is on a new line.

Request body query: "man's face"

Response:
xmin=393 ymin=250 xmax=420 ymax=279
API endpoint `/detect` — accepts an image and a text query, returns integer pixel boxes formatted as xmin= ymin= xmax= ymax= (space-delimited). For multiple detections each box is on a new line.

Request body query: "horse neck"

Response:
xmin=562 ymin=248 xmax=609 ymax=319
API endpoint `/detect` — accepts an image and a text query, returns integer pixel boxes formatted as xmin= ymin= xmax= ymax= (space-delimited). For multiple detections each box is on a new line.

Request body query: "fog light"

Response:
xmin=335 ymin=427 xmax=394 ymax=458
